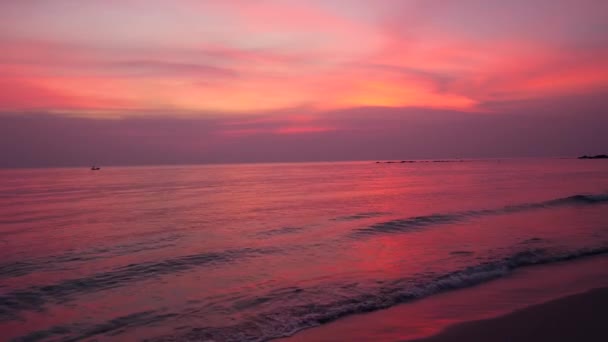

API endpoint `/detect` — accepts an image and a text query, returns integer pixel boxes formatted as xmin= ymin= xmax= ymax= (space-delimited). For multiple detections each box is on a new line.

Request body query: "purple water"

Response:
xmin=1 ymin=158 xmax=607 ymax=341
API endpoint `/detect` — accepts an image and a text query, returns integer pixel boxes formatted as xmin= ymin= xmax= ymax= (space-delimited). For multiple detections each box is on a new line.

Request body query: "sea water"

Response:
xmin=1 ymin=159 xmax=607 ymax=341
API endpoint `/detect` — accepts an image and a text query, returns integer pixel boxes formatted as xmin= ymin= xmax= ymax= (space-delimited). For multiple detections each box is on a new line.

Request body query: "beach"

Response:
xmin=413 ymin=287 xmax=607 ymax=342
xmin=3 ymin=1 xmax=608 ymax=340
xmin=281 ymin=254 xmax=608 ymax=342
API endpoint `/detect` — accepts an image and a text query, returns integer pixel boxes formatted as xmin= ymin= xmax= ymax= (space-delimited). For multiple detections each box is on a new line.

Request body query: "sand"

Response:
xmin=410 ymin=287 xmax=608 ymax=342
xmin=279 ymin=255 xmax=608 ymax=342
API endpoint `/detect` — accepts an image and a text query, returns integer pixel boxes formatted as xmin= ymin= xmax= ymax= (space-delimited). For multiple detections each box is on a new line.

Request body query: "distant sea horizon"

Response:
xmin=0 ymin=155 xmax=596 ymax=170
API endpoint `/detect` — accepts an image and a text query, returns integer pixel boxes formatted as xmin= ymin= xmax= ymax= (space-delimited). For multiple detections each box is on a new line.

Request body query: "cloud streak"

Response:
xmin=1 ymin=0 xmax=606 ymax=115
xmin=0 ymin=1 xmax=607 ymax=164
xmin=2 ymin=90 xmax=607 ymax=167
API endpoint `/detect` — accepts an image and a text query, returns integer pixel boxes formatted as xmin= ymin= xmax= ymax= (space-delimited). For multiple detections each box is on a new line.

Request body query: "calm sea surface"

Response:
xmin=1 ymin=159 xmax=607 ymax=341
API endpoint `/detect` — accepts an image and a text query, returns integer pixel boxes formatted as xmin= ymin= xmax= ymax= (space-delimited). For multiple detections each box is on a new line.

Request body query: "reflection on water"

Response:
xmin=1 ymin=159 xmax=608 ymax=341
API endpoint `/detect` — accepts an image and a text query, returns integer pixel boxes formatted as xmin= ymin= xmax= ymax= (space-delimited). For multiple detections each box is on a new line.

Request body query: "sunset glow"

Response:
xmin=1 ymin=1 xmax=607 ymax=167
xmin=2 ymin=3 xmax=608 ymax=340
xmin=2 ymin=1 xmax=606 ymax=115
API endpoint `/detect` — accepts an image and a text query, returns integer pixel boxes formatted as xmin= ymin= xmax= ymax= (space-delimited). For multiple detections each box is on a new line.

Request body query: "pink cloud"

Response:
xmin=0 ymin=0 xmax=606 ymax=116
xmin=275 ymin=126 xmax=335 ymax=135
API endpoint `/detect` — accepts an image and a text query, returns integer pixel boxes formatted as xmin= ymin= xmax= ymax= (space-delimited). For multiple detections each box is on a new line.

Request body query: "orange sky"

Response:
xmin=1 ymin=0 xmax=606 ymax=119
xmin=1 ymin=1 xmax=608 ymax=167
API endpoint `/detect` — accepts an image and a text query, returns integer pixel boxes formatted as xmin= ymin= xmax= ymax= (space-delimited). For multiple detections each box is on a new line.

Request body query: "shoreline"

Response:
xmin=279 ymin=254 xmax=608 ymax=342
xmin=410 ymin=287 xmax=608 ymax=342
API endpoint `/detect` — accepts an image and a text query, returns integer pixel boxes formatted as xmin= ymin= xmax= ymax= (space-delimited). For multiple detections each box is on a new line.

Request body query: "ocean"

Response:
xmin=1 ymin=159 xmax=607 ymax=341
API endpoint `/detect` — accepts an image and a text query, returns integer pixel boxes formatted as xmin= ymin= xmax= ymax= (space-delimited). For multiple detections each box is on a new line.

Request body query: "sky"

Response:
xmin=1 ymin=0 xmax=607 ymax=167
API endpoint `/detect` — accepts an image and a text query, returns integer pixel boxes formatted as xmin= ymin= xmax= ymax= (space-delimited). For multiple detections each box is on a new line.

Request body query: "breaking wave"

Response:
xmin=148 ymin=245 xmax=608 ymax=342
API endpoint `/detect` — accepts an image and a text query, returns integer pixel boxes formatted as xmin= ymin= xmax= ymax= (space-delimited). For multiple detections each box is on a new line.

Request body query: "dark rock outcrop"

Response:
xmin=578 ymin=154 xmax=608 ymax=159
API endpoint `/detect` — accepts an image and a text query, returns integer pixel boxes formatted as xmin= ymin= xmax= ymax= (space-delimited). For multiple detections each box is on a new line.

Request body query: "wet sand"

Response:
xmin=279 ymin=255 xmax=608 ymax=342
xmin=411 ymin=287 xmax=608 ymax=342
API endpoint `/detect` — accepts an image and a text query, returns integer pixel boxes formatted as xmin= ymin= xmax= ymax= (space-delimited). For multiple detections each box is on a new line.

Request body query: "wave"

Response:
xmin=14 ymin=310 xmax=178 ymax=342
xmin=0 ymin=233 xmax=184 ymax=279
xmin=331 ymin=212 xmax=390 ymax=221
xmin=146 ymin=245 xmax=608 ymax=342
xmin=351 ymin=193 xmax=608 ymax=237
xmin=0 ymin=247 xmax=278 ymax=320
xmin=9 ymin=245 xmax=608 ymax=341
xmin=255 ymin=226 xmax=305 ymax=238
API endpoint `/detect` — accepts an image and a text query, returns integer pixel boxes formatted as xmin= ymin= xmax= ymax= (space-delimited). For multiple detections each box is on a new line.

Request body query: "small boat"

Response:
xmin=91 ymin=166 xmax=101 ymax=170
